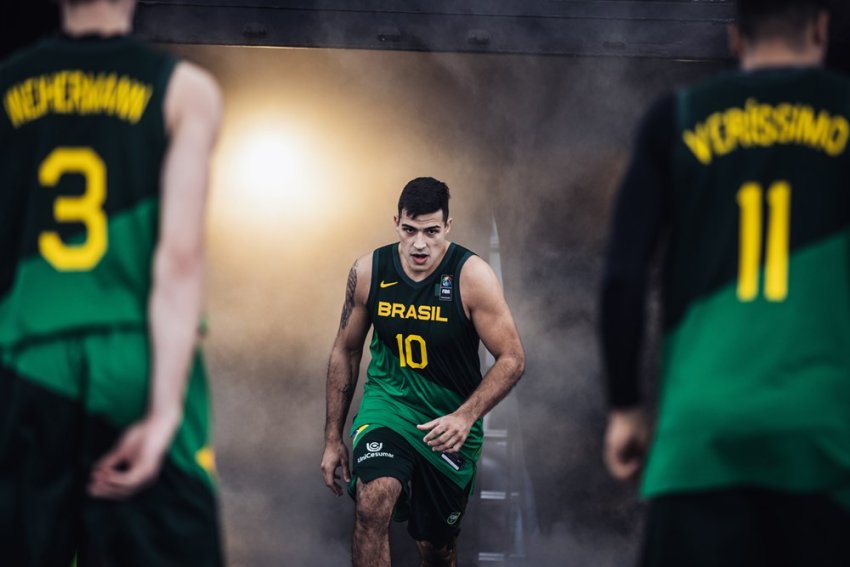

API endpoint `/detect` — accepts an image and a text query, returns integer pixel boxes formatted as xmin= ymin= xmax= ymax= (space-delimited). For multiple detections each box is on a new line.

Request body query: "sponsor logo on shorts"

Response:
xmin=357 ymin=448 xmax=395 ymax=464
xmin=358 ymin=442 xmax=394 ymax=463
xmin=447 ymin=512 xmax=461 ymax=525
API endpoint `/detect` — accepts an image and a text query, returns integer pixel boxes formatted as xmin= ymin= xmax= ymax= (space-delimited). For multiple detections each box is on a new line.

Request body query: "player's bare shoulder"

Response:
xmin=336 ymin=253 xmax=373 ymax=337
xmin=163 ymin=61 xmax=222 ymax=135
xmin=348 ymin=252 xmax=374 ymax=306
xmin=459 ymin=254 xmax=503 ymax=310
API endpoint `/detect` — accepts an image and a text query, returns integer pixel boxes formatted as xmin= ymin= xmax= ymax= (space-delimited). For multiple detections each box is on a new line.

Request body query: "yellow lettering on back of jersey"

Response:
xmin=3 ymin=70 xmax=154 ymax=128
xmin=682 ymin=98 xmax=850 ymax=165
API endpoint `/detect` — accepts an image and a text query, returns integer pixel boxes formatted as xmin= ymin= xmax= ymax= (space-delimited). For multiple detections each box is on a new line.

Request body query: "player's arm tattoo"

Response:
xmin=325 ymin=355 xmax=357 ymax=434
xmin=326 ymin=260 xmax=365 ymax=439
xmin=324 ymin=337 xmax=363 ymax=439
xmin=339 ymin=260 xmax=358 ymax=330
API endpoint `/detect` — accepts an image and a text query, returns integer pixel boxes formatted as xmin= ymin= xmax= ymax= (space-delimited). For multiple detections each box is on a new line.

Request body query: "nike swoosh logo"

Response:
xmin=380 ymin=281 xmax=399 ymax=288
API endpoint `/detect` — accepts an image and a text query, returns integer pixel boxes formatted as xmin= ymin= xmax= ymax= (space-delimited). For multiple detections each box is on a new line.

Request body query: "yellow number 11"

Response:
xmin=736 ymin=181 xmax=790 ymax=302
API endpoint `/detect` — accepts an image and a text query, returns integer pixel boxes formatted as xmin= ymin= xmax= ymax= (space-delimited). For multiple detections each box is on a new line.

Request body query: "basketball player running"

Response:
xmin=601 ymin=0 xmax=850 ymax=564
xmin=0 ymin=0 xmax=223 ymax=565
xmin=321 ymin=178 xmax=525 ymax=566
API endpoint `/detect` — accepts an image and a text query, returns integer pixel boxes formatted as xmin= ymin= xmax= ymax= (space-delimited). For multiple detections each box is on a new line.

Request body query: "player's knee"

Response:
xmin=354 ymin=480 xmax=397 ymax=531
xmin=354 ymin=500 xmax=391 ymax=532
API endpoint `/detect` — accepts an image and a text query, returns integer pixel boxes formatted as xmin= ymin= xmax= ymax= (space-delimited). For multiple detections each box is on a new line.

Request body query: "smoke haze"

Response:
xmin=168 ymin=43 xmax=728 ymax=566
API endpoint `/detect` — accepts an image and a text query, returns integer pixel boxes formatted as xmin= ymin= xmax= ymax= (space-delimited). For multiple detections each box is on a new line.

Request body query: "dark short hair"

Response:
xmin=737 ymin=0 xmax=830 ymax=41
xmin=397 ymin=177 xmax=450 ymax=223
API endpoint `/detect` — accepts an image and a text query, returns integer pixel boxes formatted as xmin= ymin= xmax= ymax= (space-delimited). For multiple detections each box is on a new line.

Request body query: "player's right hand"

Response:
xmin=88 ymin=414 xmax=178 ymax=499
xmin=321 ymin=439 xmax=351 ymax=496
xmin=604 ymin=407 xmax=650 ymax=482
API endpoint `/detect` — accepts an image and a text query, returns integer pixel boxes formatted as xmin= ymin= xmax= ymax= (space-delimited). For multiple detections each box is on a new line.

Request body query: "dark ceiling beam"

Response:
xmin=135 ymin=1 xmax=737 ymax=60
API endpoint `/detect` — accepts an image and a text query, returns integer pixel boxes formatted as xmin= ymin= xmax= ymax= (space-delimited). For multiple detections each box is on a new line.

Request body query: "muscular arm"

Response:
xmin=89 ymin=62 xmax=222 ymax=499
xmin=322 ymin=254 xmax=372 ymax=495
xmin=325 ymin=256 xmax=372 ymax=441
xmin=419 ymin=256 xmax=526 ymax=453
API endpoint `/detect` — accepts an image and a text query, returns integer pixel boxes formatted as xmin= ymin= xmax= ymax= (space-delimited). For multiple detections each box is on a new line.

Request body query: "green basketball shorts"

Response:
xmin=0 ymin=329 xmax=223 ymax=567
xmin=350 ymin=425 xmax=473 ymax=548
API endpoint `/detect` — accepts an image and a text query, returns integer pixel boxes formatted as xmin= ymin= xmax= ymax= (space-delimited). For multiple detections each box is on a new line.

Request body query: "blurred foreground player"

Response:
xmin=0 ymin=0 xmax=223 ymax=565
xmin=321 ymin=178 xmax=525 ymax=566
xmin=600 ymin=0 xmax=850 ymax=565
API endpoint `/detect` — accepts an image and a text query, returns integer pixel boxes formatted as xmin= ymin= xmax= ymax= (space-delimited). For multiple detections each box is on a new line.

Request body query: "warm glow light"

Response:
xmin=213 ymin=119 xmax=332 ymax=231
xmin=233 ymin=130 xmax=307 ymax=196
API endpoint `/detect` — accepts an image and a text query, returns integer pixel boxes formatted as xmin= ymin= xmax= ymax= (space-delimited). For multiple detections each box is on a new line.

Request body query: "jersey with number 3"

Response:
xmin=352 ymin=242 xmax=483 ymax=488
xmin=644 ymin=68 xmax=850 ymax=497
xmin=0 ymin=35 xmax=176 ymax=347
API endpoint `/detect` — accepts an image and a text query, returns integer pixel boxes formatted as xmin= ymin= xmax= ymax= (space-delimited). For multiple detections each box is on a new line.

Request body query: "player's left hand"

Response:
xmin=417 ymin=411 xmax=475 ymax=453
xmin=88 ymin=414 xmax=177 ymax=500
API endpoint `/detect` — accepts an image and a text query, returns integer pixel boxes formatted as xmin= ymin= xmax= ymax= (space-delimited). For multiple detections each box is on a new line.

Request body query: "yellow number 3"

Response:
xmin=38 ymin=147 xmax=108 ymax=271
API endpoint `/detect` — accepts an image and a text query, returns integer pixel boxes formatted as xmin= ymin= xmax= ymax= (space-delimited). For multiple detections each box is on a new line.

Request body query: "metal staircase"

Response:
xmin=474 ymin=217 xmax=539 ymax=565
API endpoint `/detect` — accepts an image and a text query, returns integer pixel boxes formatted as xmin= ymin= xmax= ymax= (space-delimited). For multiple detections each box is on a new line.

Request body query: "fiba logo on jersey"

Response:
xmin=366 ymin=442 xmax=383 ymax=452
xmin=439 ymin=275 xmax=453 ymax=301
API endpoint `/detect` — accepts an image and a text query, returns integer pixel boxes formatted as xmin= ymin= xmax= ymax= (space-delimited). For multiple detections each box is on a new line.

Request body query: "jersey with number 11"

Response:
xmin=0 ymin=35 xmax=176 ymax=346
xmin=643 ymin=67 xmax=850 ymax=498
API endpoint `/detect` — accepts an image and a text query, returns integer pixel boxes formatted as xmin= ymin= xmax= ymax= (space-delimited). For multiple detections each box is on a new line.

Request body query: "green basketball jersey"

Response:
xmin=352 ymin=242 xmax=483 ymax=488
xmin=643 ymin=68 xmax=850 ymax=497
xmin=0 ymin=35 xmax=176 ymax=347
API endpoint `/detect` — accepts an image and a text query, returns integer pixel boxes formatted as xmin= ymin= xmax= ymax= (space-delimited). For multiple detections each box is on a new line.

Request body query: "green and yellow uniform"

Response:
xmin=602 ymin=66 xmax=850 ymax=566
xmin=0 ymin=34 xmax=221 ymax=566
xmin=648 ymin=68 xmax=850 ymax=497
xmin=351 ymin=242 xmax=482 ymax=544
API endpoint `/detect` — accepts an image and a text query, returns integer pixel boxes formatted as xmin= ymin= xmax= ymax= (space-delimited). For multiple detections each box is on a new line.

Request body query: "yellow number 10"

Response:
xmin=736 ymin=181 xmax=790 ymax=302
xmin=38 ymin=147 xmax=108 ymax=271
xmin=395 ymin=333 xmax=428 ymax=369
